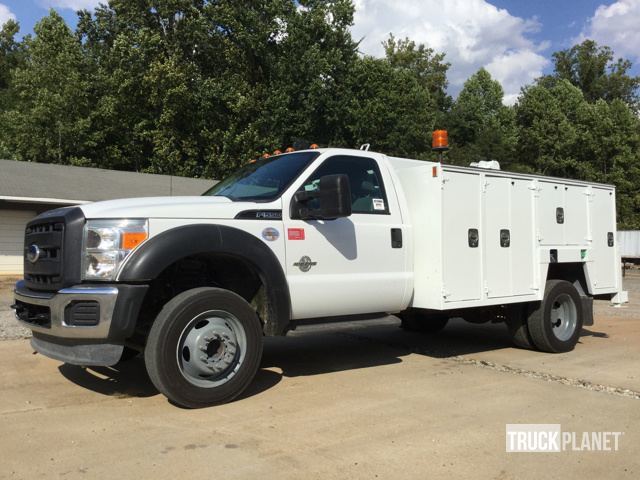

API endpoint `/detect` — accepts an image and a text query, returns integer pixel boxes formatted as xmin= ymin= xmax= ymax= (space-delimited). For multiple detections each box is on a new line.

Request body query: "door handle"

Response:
xmin=391 ymin=228 xmax=402 ymax=248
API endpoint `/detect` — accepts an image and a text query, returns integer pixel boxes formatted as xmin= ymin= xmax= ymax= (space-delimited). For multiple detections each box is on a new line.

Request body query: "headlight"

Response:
xmin=82 ymin=219 xmax=148 ymax=281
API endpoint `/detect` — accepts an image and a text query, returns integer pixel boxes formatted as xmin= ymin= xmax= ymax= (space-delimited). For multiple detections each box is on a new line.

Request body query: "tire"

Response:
xmin=399 ymin=309 xmax=449 ymax=333
xmin=506 ymin=303 xmax=535 ymax=349
xmin=144 ymin=287 xmax=263 ymax=408
xmin=527 ymin=280 xmax=583 ymax=353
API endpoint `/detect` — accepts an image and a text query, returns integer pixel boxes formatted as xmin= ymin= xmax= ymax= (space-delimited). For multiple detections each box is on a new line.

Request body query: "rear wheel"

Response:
xmin=144 ymin=287 xmax=263 ymax=408
xmin=527 ymin=280 xmax=583 ymax=353
xmin=399 ymin=309 xmax=449 ymax=333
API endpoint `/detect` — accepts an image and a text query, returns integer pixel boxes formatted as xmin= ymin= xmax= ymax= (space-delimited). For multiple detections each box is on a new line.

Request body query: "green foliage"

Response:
xmin=2 ymin=11 xmax=94 ymax=165
xmin=0 ymin=4 xmax=638 ymax=226
xmin=343 ymin=56 xmax=436 ymax=158
xmin=446 ymin=68 xmax=517 ymax=169
xmin=383 ymin=34 xmax=451 ymax=113
xmin=547 ymin=39 xmax=640 ymax=111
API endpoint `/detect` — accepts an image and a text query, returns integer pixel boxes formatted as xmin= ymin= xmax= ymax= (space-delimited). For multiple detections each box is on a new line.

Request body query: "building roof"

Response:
xmin=0 ymin=159 xmax=215 ymax=205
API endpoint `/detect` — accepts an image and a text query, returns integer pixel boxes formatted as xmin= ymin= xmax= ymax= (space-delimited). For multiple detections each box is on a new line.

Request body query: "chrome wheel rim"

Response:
xmin=549 ymin=293 xmax=578 ymax=342
xmin=176 ymin=310 xmax=247 ymax=388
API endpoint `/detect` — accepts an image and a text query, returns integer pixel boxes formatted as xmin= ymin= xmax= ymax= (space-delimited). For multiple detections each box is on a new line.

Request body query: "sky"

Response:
xmin=0 ymin=0 xmax=639 ymax=105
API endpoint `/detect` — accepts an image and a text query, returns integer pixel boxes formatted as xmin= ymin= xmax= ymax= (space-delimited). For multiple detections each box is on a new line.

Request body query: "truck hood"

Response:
xmin=78 ymin=196 xmax=278 ymax=219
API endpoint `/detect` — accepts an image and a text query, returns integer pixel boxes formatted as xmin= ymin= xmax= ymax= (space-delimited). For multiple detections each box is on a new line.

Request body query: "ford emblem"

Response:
xmin=27 ymin=244 xmax=41 ymax=263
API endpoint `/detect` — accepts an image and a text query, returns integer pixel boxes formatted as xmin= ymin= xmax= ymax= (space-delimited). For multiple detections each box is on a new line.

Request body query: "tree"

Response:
xmin=548 ymin=39 xmax=640 ymax=110
xmin=0 ymin=19 xmax=25 ymax=157
xmin=516 ymin=80 xmax=584 ymax=178
xmin=446 ymin=68 xmax=517 ymax=168
xmin=70 ymin=0 xmax=360 ymax=178
xmin=383 ymin=34 xmax=451 ymax=113
xmin=0 ymin=19 xmax=23 ymax=93
xmin=343 ymin=56 xmax=436 ymax=158
xmin=1 ymin=11 xmax=94 ymax=165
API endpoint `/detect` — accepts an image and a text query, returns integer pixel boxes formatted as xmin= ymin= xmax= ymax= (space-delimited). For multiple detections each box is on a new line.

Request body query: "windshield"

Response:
xmin=203 ymin=151 xmax=321 ymax=201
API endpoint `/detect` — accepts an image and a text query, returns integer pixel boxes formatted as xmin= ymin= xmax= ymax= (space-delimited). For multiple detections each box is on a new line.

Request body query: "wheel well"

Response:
xmin=129 ymin=253 xmax=270 ymax=347
xmin=546 ymin=262 xmax=589 ymax=296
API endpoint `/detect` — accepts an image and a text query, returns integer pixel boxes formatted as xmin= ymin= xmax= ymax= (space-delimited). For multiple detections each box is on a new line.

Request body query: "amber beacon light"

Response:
xmin=432 ymin=129 xmax=449 ymax=151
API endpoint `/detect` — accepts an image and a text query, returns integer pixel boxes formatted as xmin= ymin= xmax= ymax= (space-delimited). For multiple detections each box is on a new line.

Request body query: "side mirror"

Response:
xmin=291 ymin=174 xmax=352 ymax=220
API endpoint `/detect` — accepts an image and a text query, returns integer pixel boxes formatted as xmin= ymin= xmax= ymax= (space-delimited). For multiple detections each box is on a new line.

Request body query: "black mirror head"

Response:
xmin=291 ymin=174 xmax=352 ymax=220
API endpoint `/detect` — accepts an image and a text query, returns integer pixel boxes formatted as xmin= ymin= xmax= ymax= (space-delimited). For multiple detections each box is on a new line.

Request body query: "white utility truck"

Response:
xmin=13 ymin=148 xmax=627 ymax=408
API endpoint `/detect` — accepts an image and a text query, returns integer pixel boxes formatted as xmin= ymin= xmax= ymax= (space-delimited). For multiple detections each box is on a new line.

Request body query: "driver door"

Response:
xmin=283 ymin=154 xmax=409 ymax=319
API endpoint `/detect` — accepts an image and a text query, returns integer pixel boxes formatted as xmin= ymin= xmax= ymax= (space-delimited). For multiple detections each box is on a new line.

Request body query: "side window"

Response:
xmin=299 ymin=155 xmax=389 ymax=214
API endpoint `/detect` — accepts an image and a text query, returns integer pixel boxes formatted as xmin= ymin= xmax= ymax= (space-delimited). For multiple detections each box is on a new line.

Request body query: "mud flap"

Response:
xmin=581 ymin=296 xmax=594 ymax=327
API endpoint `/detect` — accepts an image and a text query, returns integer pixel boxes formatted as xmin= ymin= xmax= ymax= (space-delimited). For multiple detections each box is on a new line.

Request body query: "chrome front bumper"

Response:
xmin=13 ymin=280 xmax=118 ymax=339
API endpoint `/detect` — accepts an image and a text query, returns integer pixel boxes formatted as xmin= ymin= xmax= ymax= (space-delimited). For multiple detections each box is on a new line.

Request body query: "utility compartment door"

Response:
xmin=483 ymin=177 xmax=535 ymax=298
xmin=589 ymin=187 xmax=616 ymax=289
xmin=537 ymin=181 xmax=564 ymax=245
xmin=564 ymin=185 xmax=589 ymax=245
xmin=509 ymin=179 xmax=536 ymax=295
xmin=483 ymin=176 xmax=511 ymax=298
xmin=442 ymin=172 xmax=482 ymax=302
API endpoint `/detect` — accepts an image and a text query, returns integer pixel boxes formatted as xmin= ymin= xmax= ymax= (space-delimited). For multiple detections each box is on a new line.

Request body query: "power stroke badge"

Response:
xmin=293 ymin=256 xmax=317 ymax=272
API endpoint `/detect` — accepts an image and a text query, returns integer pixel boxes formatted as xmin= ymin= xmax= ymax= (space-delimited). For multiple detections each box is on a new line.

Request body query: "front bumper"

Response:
xmin=12 ymin=280 xmax=148 ymax=365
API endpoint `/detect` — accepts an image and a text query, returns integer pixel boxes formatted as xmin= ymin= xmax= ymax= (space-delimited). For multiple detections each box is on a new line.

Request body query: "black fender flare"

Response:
xmin=117 ymin=224 xmax=291 ymax=335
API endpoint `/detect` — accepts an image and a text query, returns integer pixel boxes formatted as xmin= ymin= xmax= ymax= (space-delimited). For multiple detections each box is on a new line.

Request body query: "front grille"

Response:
xmin=24 ymin=221 xmax=64 ymax=288
xmin=23 ymin=207 xmax=85 ymax=291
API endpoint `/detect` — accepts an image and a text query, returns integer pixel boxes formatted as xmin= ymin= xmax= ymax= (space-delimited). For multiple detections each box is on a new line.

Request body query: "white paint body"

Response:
xmin=79 ymin=148 xmax=627 ymax=320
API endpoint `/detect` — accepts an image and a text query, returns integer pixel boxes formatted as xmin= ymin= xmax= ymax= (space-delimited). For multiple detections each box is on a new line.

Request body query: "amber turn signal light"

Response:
xmin=122 ymin=232 xmax=148 ymax=250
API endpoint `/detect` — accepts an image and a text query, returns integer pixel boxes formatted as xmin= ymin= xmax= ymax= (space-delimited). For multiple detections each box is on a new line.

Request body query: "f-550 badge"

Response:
xmin=294 ymin=256 xmax=317 ymax=272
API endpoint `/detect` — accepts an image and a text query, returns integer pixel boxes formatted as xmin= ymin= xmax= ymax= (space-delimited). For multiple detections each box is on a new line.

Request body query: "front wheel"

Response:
xmin=144 ymin=287 xmax=263 ymax=408
xmin=527 ymin=280 xmax=584 ymax=353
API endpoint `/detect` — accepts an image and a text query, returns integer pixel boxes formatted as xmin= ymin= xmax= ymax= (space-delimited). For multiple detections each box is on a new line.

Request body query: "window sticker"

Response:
xmin=305 ymin=179 xmax=320 ymax=191
xmin=372 ymin=198 xmax=385 ymax=211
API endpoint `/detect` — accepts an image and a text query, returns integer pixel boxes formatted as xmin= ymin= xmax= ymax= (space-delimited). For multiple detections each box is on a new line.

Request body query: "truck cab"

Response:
xmin=13 ymin=148 xmax=627 ymax=408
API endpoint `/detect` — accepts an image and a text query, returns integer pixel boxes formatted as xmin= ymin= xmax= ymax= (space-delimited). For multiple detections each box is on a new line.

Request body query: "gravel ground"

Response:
xmin=0 ymin=277 xmax=31 ymax=340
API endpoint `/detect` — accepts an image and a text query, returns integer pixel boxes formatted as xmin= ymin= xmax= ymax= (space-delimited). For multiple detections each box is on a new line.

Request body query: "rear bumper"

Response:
xmin=12 ymin=280 xmax=148 ymax=366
